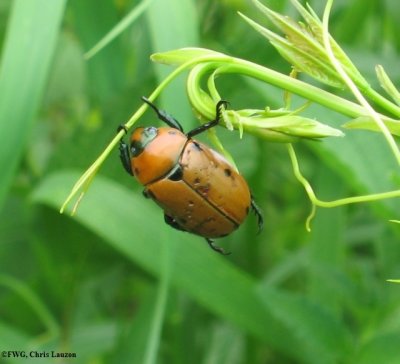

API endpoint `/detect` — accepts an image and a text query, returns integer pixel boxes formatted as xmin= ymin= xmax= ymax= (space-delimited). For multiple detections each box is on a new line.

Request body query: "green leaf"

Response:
xmin=343 ymin=116 xmax=400 ymax=136
xmin=110 ymin=290 xmax=161 ymax=364
xmin=0 ymin=0 xmax=66 ymax=208
xmin=0 ymin=274 xmax=59 ymax=338
xmin=151 ymin=47 xmax=225 ymax=66
xmin=234 ymin=112 xmax=344 ymax=139
xmin=145 ymin=0 xmax=201 ymax=125
xmin=31 ymin=172 xmax=279 ymax=338
xmin=70 ymin=0 xmax=126 ymax=101
xmin=375 ymin=65 xmax=400 ymax=106
xmin=353 ymin=331 xmax=400 ymax=364
xmin=84 ymin=0 xmax=154 ymax=60
xmin=238 ymin=12 xmax=344 ymax=88
xmin=32 ymin=171 xmax=351 ymax=363
xmin=241 ymin=0 xmax=367 ymax=89
xmin=0 ymin=321 xmax=31 ymax=350
xmin=257 ymin=285 xmax=353 ymax=364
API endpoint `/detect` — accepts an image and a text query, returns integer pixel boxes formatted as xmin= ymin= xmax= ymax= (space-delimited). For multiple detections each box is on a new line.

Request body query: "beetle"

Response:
xmin=119 ymin=97 xmax=263 ymax=254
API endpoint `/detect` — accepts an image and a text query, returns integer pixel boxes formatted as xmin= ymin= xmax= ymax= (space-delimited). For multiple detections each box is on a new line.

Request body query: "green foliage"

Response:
xmin=0 ymin=0 xmax=66 ymax=207
xmin=1 ymin=0 xmax=400 ymax=363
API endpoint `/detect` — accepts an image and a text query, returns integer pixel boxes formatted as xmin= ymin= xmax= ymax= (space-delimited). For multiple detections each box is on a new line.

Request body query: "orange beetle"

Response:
xmin=119 ymin=97 xmax=263 ymax=254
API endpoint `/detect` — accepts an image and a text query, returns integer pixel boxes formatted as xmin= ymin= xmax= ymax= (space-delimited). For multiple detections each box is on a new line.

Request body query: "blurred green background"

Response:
xmin=1 ymin=0 xmax=400 ymax=363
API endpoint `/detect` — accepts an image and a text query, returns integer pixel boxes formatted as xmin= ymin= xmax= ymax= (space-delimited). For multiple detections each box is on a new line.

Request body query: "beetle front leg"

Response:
xmin=118 ymin=126 xmax=133 ymax=175
xmin=141 ymin=97 xmax=184 ymax=132
xmin=186 ymin=100 xmax=229 ymax=138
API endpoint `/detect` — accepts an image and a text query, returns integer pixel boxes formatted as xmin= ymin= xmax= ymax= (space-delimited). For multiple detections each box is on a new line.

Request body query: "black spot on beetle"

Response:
xmin=168 ymin=165 xmax=183 ymax=181
xmin=224 ymin=168 xmax=232 ymax=177
xmin=197 ymin=183 xmax=210 ymax=196
xmin=192 ymin=141 xmax=202 ymax=151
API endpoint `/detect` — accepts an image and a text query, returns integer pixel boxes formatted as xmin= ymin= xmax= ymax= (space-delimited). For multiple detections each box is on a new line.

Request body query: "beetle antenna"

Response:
xmin=141 ymin=96 xmax=184 ymax=132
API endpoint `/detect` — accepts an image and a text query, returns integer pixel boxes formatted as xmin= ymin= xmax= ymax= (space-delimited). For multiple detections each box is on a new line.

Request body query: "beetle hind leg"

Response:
xmin=206 ymin=238 xmax=231 ymax=256
xmin=250 ymin=197 xmax=264 ymax=234
xmin=164 ymin=215 xmax=231 ymax=255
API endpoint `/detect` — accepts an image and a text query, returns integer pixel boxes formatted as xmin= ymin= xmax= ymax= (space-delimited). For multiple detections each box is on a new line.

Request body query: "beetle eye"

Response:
xmin=130 ymin=141 xmax=142 ymax=157
xmin=130 ymin=127 xmax=158 ymax=157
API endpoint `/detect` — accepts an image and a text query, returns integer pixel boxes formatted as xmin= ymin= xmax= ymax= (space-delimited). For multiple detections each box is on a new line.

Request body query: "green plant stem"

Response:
xmin=184 ymin=55 xmax=387 ymax=121
xmin=288 ymin=143 xmax=400 ymax=208
xmin=213 ymin=61 xmax=374 ymax=118
xmin=61 ymin=51 xmax=398 ymax=214
xmin=365 ymin=87 xmax=400 ymax=118
xmin=322 ymin=0 xmax=400 ymax=165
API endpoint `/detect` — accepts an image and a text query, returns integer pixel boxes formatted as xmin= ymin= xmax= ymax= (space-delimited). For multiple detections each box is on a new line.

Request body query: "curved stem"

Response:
xmin=185 ymin=54 xmax=395 ymax=124
xmin=211 ymin=60 xmax=373 ymax=118
xmin=288 ymin=143 xmax=400 ymax=208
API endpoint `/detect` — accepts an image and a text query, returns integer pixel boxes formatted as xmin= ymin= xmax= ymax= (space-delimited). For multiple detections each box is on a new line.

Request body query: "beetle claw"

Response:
xmin=251 ymin=197 xmax=264 ymax=234
xmin=215 ymin=100 xmax=229 ymax=121
xmin=118 ymin=127 xmax=133 ymax=176
xmin=117 ymin=124 xmax=128 ymax=135
xmin=206 ymin=238 xmax=231 ymax=255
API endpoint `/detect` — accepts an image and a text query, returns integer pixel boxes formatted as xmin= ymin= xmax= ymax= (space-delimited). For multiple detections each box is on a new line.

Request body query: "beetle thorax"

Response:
xmin=130 ymin=127 xmax=188 ymax=185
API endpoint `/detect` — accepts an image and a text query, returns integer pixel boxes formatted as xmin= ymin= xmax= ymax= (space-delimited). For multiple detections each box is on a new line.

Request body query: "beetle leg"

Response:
xmin=206 ymin=238 xmax=231 ymax=255
xmin=186 ymin=100 xmax=229 ymax=138
xmin=165 ymin=214 xmax=231 ymax=256
xmin=117 ymin=125 xmax=133 ymax=176
xmin=141 ymin=96 xmax=184 ymax=132
xmin=164 ymin=214 xmax=187 ymax=232
xmin=250 ymin=197 xmax=264 ymax=234
xmin=142 ymin=189 xmax=151 ymax=199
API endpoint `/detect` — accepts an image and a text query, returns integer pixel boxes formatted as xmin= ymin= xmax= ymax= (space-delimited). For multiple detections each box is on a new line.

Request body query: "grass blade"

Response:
xmin=32 ymin=171 xmax=351 ymax=363
xmin=84 ymin=0 xmax=154 ymax=60
xmin=0 ymin=0 xmax=66 ymax=208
